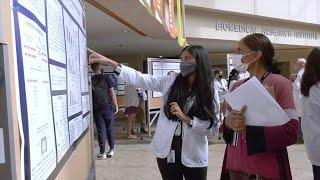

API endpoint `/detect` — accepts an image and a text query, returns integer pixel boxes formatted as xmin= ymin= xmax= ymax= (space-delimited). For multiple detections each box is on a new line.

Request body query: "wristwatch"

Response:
xmin=113 ymin=64 xmax=122 ymax=76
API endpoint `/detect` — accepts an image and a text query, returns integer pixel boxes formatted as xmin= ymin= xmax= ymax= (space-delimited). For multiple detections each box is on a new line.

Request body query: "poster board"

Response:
xmin=147 ymin=58 xmax=180 ymax=108
xmin=149 ymin=59 xmax=180 ymax=98
xmin=11 ymin=0 xmax=91 ymax=179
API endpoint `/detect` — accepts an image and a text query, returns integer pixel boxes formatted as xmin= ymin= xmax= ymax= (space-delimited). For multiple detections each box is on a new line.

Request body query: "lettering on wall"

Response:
xmin=216 ymin=21 xmax=318 ymax=41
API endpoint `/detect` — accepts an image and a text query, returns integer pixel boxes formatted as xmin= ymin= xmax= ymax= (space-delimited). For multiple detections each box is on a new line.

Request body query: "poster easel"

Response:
xmin=146 ymin=58 xmax=180 ymax=136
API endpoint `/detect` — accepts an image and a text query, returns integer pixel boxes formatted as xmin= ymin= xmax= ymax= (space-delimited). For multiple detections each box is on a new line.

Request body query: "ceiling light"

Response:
xmin=118 ymin=45 xmax=127 ymax=48
xmin=124 ymin=30 xmax=129 ymax=33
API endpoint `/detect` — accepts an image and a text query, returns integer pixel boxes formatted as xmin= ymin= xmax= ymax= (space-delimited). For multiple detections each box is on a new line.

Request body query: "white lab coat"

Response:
xmin=301 ymin=83 xmax=320 ymax=166
xmin=293 ymin=68 xmax=304 ymax=117
xmin=214 ymin=78 xmax=228 ymax=102
xmin=124 ymin=85 xmax=139 ymax=107
xmin=119 ymin=65 xmax=220 ymax=167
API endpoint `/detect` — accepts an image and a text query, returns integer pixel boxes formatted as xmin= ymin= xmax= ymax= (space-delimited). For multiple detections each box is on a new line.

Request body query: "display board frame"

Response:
xmin=146 ymin=58 xmax=180 ymax=136
xmin=11 ymin=0 xmax=92 ymax=179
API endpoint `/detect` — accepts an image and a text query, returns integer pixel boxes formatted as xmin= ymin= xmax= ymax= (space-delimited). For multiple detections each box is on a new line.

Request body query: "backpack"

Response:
xmin=91 ymin=75 xmax=112 ymax=108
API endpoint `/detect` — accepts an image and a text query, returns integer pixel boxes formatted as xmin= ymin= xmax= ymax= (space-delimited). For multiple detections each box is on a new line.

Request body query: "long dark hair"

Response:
xmin=164 ymin=46 xmax=217 ymax=128
xmin=242 ymin=33 xmax=281 ymax=74
xmin=228 ymin=69 xmax=239 ymax=89
xmin=301 ymin=47 xmax=320 ymax=97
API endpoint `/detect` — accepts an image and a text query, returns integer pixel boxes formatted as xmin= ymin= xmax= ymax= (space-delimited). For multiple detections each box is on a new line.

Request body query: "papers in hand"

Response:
xmin=225 ymin=77 xmax=290 ymax=127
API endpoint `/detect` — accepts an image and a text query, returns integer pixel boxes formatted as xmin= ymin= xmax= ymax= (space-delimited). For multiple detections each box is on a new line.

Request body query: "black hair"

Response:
xmin=228 ymin=69 xmax=239 ymax=88
xmin=164 ymin=45 xmax=218 ymax=128
xmin=301 ymin=47 xmax=320 ymax=97
xmin=91 ymin=62 xmax=101 ymax=72
xmin=241 ymin=33 xmax=281 ymax=74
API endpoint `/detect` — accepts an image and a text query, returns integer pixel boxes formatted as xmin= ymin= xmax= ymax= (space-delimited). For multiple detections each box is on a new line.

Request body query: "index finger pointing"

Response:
xmin=87 ymin=48 xmax=96 ymax=54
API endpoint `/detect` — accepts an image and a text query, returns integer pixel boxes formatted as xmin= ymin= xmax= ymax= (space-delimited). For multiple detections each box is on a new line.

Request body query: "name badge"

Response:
xmin=167 ymin=150 xmax=175 ymax=163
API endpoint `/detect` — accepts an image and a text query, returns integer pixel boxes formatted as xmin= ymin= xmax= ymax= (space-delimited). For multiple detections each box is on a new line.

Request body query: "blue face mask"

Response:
xmin=180 ymin=61 xmax=197 ymax=77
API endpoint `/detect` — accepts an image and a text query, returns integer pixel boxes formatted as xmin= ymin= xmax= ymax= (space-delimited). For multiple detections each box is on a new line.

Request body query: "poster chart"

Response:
xmin=12 ymin=0 xmax=90 ymax=179
xmin=151 ymin=60 xmax=180 ymax=97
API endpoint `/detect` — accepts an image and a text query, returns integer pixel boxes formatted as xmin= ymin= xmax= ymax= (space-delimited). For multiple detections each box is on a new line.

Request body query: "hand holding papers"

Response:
xmin=225 ymin=77 xmax=290 ymax=127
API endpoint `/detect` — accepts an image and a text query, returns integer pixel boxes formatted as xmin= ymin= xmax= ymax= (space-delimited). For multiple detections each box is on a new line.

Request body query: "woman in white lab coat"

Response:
xmin=88 ymin=46 xmax=220 ymax=180
xmin=301 ymin=47 xmax=320 ymax=180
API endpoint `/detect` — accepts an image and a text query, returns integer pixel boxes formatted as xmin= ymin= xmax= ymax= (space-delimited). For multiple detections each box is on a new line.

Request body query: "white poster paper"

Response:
xmin=64 ymin=10 xmax=81 ymax=117
xmin=68 ymin=115 xmax=83 ymax=144
xmin=82 ymin=95 xmax=90 ymax=115
xmin=49 ymin=65 xmax=66 ymax=91
xmin=79 ymin=31 xmax=88 ymax=93
xmin=18 ymin=12 xmax=56 ymax=180
xmin=0 ymin=128 xmax=5 ymax=164
xmin=47 ymin=0 xmax=66 ymax=64
xmin=18 ymin=0 xmax=46 ymax=26
xmin=82 ymin=114 xmax=90 ymax=131
xmin=52 ymin=95 xmax=69 ymax=162
xmin=61 ymin=0 xmax=84 ymax=31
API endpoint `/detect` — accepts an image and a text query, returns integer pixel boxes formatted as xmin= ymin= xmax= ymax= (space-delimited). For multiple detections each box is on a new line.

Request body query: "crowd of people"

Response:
xmin=88 ymin=33 xmax=320 ymax=180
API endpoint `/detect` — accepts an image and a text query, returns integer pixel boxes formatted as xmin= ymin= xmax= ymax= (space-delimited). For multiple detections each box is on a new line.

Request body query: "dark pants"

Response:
xmin=157 ymin=136 xmax=207 ymax=180
xmin=93 ymin=107 xmax=115 ymax=154
xmin=313 ymin=165 xmax=320 ymax=180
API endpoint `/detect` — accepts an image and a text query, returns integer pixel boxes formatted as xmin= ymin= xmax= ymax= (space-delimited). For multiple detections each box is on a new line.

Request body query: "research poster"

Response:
xmin=13 ymin=0 xmax=90 ymax=179
xmin=47 ymin=0 xmax=66 ymax=64
xmin=64 ymin=9 xmax=82 ymax=117
xmin=17 ymin=12 xmax=56 ymax=179
xmin=52 ymin=95 xmax=69 ymax=162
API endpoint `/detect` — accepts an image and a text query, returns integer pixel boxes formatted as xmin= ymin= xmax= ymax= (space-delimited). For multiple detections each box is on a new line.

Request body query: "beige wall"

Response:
xmin=1 ymin=0 xmax=22 ymax=179
xmin=185 ymin=10 xmax=320 ymax=47
xmin=55 ymin=131 xmax=92 ymax=180
xmin=109 ymin=55 xmax=146 ymax=71
xmin=185 ymin=0 xmax=320 ymax=25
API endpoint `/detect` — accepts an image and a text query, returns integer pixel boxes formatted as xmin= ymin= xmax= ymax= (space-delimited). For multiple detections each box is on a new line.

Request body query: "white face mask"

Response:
xmin=232 ymin=52 xmax=256 ymax=73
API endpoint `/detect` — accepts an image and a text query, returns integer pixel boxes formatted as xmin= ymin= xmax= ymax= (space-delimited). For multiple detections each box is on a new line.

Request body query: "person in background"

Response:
xmin=167 ymin=70 xmax=176 ymax=76
xmin=124 ymin=84 xmax=140 ymax=139
xmin=91 ymin=63 xmax=118 ymax=159
xmin=214 ymin=70 xmax=228 ymax=121
xmin=88 ymin=46 xmax=220 ymax=180
xmin=301 ymin=47 xmax=320 ymax=180
xmin=136 ymin=88 xmax=148 ymax=133
xmin=293 ymin=58 xmax=306 ymax=142
xmin=221 ymin=33 xmax=298 ymax=179
xmin=228 ymin=69 xmax=240 ymax=90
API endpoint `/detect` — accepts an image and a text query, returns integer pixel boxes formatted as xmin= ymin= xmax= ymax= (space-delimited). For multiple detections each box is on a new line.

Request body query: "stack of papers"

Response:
xmin=225 ymin=77 xmax=290 ymax=127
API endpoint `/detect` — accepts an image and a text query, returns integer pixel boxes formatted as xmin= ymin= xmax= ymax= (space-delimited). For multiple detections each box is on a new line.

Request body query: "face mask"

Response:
xmin=232 ymin=52 xmax=256 ymax=73
xmin=180 ymin=61 xmax=196 ymax=77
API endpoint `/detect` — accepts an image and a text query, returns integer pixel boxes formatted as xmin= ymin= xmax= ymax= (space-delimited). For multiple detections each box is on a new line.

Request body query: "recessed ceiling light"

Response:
xmin=118 ymin=45 xmax=127 ymax=48
xmin=159 ymin=56 xmax=163 ymax=58
xmin=124 ymin=30 xmax=129 ymax=33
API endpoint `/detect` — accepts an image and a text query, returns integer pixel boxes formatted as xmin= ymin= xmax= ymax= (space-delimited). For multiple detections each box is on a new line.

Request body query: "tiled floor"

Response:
xmin=94 ymin=120 xmax=313 ymax=180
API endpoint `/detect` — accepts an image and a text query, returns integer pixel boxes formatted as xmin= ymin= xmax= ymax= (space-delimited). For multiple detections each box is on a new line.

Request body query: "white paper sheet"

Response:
xmin=0 ymin=128 xmax=5 ymax=164
xmin=47 ymin=0 xmax=66 ymax=64
xmin=81 ymin=95 xmax=90 ymax=114
xmin=52 ymin=95 xmax=70 ymax=162
xmin=225 ymin=76 xmax=290 ymax=126
xmin=18 ymin=12 xmax=56 ymax=180
xmin=18 ymin=0 xmax=46 ymax=25
xmin=69 ymin=115 xmax=83 ymax=144
xmin=49 ymin=65 xmax=66 ymax=91
xmin=64 ymin=10 xmax=81 ymax=117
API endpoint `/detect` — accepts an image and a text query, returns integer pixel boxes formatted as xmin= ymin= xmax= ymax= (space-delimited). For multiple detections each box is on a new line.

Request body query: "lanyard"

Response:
xmin=244 ymin=70 xmax=270 ymax=84
xmin=260 ymin=70 xmax=271 ymax=83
